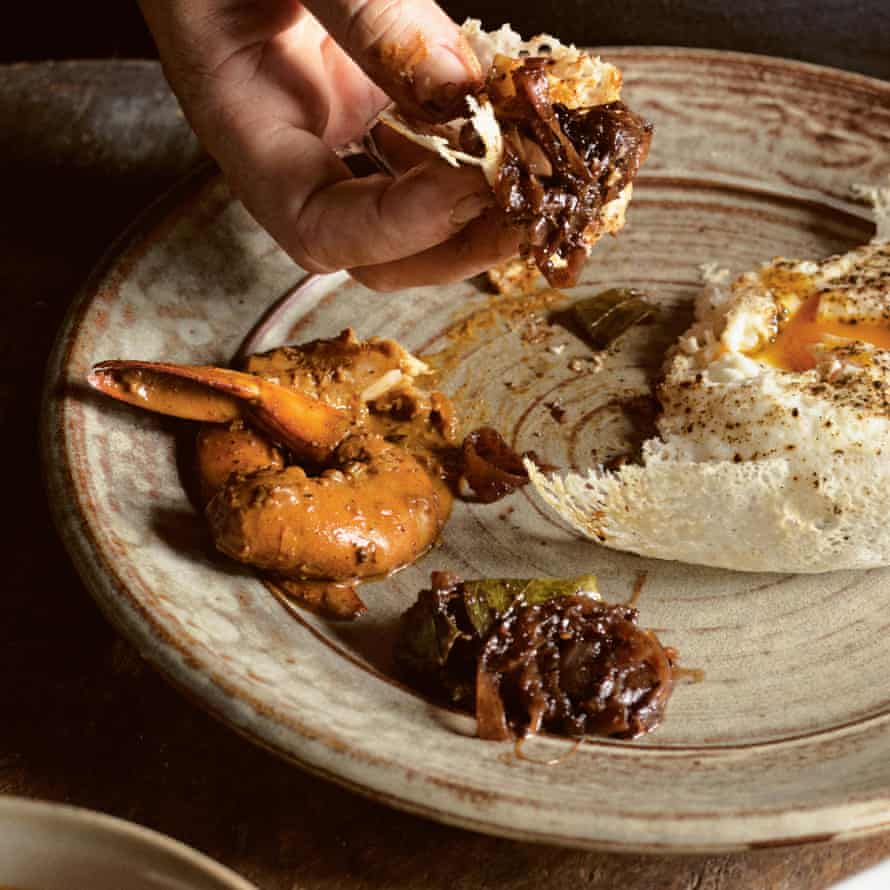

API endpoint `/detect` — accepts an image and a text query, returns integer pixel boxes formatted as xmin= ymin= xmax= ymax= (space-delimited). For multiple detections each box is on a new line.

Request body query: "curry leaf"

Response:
xmin=572 ymin=288 xmax=656 ymax=351
xmin=462 ymin=575 xmax=599 ymax=637
xmin=395 ymin=589 xmax=466 ymax=674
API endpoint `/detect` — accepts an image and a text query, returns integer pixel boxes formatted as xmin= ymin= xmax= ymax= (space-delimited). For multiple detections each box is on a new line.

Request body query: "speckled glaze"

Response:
xmin=42 ymin=50 xmax=890 ymax=852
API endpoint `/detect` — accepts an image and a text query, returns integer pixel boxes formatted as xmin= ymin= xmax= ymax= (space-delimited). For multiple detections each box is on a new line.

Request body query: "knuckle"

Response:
xmin=349 ymin=266 xmax=399 ymax=292
xmin=343 ymin=0 xmax=407 ymax=56
xmin=293 ymin=250 xmax=334 ymax=275
xmin=290 ymin=238 xmax=337 ymax=274
xmin=290 ymin=204 xmax=340 ymax=274
xmin=367 ymin=185 xmax=408 ymax=256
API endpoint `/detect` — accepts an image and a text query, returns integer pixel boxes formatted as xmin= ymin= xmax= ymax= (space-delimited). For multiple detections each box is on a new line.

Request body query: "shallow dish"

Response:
xmin=43 ymin=49 xmax=890 ymax=851
xmin=0 ymin=796 xmax=255 ymax=889
xmin=830 ymin=858 xmax=890 ymax=890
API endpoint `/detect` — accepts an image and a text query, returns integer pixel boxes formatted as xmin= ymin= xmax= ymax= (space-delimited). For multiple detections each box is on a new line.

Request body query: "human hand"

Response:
xmin=139 ymin=0 xmax=522 ymax=290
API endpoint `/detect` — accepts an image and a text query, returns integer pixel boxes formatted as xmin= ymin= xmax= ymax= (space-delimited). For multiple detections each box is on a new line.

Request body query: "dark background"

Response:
xmin=4 ymin=1 xmax=890 ymax=80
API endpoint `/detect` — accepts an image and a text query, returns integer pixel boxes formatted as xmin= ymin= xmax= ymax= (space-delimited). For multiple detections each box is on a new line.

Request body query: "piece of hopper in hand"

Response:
xmin=379 ymin=20 xmax=653 ymax=288
xmin=527 ymin=189 xmax=890 ymax=574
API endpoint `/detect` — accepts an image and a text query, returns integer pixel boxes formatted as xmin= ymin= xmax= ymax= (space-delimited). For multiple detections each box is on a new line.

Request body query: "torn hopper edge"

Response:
xmin=852 ymin=179 xmax=890 ymax=243
xmin=377 ymin=95 xmax=503 ymax=187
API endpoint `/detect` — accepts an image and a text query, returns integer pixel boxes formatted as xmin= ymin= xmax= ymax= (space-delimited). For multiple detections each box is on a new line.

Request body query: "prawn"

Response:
xmin=88 ymin=332 xmax=455 ymax=603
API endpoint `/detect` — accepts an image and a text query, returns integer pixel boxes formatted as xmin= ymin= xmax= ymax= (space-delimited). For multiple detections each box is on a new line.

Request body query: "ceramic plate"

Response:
xmin=43 ymin=49 xmax=890 ymax=852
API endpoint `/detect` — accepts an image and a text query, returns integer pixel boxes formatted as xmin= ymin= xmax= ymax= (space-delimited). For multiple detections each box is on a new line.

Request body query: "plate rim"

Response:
xmin=41 ymin=48 xmax=890 ymax=853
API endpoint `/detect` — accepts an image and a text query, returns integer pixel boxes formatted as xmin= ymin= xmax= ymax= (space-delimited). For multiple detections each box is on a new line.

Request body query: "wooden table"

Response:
xmin=4 ymin=58 xmax=890 ymax=889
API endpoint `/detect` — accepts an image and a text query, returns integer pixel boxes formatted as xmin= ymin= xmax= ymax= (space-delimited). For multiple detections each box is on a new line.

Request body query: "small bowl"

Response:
xmin=0 ymin=796 xmax=256 ymax=890
xmin=829 ymin=859 xmax=890 ymax=890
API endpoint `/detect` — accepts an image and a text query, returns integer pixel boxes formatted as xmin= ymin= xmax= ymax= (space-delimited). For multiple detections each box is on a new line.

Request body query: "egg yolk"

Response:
xmin=756 ymin=294 xmax=890 ymax=371
xmin=752 ymin=268 xmax=890 ymax=372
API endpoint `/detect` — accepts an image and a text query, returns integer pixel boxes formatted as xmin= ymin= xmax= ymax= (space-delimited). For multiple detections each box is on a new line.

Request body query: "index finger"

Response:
xmin=303 ymin=0 xmax=481 ymax=120
xmin=226 ymin=123 xmax=492 ymax=273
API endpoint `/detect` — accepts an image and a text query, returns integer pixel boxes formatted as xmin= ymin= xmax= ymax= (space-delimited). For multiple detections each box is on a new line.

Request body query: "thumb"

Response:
xmin=303 ymin=0 xmax=481 ymax=120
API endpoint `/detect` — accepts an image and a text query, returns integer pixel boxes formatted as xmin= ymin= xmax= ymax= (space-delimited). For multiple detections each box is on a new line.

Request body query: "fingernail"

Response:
xmin=414 ymin=39 xmax=481 ymax=110
xmin=450 ymin=192 xmax=493 ymax=227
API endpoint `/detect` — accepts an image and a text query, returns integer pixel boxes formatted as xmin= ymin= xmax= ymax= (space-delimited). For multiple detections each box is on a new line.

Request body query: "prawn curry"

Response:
xmin=89 ymin=330 xmax=527 ymax=618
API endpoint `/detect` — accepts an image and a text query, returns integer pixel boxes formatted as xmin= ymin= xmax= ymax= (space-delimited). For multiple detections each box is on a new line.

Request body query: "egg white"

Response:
xmin=528 ymin=189 xmax=890 ymax=573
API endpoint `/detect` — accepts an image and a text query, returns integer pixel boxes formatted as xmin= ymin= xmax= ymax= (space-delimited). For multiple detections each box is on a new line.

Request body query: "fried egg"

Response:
xmin=528 ymin=189 xmax=890 ymax=573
